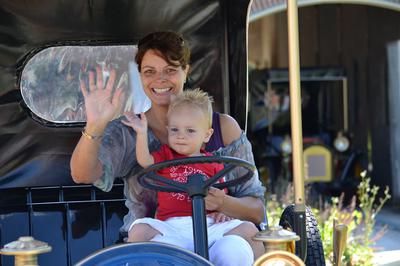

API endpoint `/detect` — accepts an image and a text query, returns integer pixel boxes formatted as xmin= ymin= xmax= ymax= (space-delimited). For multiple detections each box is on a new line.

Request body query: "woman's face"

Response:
xmin=140 ymin=49 xmax=188 ymax=107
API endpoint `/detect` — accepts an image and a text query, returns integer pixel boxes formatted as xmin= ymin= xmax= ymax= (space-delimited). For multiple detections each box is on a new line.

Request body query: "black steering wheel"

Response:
xmin=137 ymin=155 xmax=256 ymax=195
xmin=137 ymin=155 xmax=256 ymax=260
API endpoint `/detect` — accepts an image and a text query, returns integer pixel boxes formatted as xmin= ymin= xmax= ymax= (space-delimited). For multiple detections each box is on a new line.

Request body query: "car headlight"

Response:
xmin=281 ymin=135 xmax=292 ymax=155
xmin=334 ymin=132 xmax=350 ymax=152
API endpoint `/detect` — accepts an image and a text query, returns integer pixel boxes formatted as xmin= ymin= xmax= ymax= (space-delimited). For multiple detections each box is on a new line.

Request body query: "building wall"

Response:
xmin=249 ymin=4 xmax=400 ymax=197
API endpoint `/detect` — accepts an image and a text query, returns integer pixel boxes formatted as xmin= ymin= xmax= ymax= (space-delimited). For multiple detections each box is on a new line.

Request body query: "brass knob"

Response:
xmin=253 ymin=226 xmax=300 ymax=254
xmin=254 ymin=250 xmax=305 ymax=266
xmin=0 ymin=236 xmax=52 ymax=266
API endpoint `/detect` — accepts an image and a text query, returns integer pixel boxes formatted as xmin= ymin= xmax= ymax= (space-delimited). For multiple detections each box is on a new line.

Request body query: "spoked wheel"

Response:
xmin=279 ymin=204 xmax=326 ymax=266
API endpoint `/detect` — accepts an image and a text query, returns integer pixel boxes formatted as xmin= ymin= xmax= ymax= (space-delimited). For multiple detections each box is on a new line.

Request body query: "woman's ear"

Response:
xmin=204 ymin=128 xmax=214 ymax=143
xmin=183 ymin=65 xmax=190 ymax=79
xmin=183 ymin=65 xmax=190 ymax=77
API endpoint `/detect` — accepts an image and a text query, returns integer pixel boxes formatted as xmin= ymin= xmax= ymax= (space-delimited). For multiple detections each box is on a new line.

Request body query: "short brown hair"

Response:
xmin=135 ymin=31 xmax=190 ymax=71
xmin=168 ymin=88 xmax=213 ymax=127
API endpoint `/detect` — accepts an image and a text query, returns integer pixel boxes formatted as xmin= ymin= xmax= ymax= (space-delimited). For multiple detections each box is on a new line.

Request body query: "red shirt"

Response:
xmin=152 ymin=145 xmax=224 ymax=221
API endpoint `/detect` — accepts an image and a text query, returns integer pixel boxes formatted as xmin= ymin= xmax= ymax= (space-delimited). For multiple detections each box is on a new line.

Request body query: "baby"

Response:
xmin=122 ymin=88 xmax=263 ymax=262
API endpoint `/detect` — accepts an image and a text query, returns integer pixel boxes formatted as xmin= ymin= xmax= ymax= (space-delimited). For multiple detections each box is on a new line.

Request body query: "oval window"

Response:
xmin=20 ymin=45 xmax=150 ymax=124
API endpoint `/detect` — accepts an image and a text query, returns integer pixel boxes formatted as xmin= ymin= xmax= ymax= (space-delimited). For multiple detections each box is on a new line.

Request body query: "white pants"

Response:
xmin=130 ymin=216 xmax=254 ymax=266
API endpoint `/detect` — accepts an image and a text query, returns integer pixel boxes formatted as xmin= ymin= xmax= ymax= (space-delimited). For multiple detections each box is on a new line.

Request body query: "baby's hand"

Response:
xmin=207 ymin=212 xmax=234 ymax=223
xmin=122 ymin=112 xmax=147 ymax=134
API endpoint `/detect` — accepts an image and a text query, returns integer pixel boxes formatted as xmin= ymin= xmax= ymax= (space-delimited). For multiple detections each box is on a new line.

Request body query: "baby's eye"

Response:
xmin=187 ymin=129 xmax=196 ymax=133
xmin=169 ymin=127 xmax=179 ymax=132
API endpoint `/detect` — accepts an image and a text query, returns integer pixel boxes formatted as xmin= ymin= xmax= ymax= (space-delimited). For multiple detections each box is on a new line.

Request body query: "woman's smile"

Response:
xmin=152 ymin=87 xmax=173 ymax=94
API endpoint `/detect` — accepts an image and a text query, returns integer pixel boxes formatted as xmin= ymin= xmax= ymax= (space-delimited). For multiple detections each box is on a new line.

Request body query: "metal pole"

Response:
xmin=191 ymin=195 xmax=209 ymax=260
xmin=287 ymin=0 xmax=307 ymax=260
xmin=343 ymin=78 xmax=349 ymax=132
xmin=287 ymin=0 xmax=305 ymax=207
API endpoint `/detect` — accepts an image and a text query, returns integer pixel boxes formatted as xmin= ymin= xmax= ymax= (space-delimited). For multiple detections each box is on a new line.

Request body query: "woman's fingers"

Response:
xmin=79 ymin=67 xmax=128 ymax=123
xmin=105 ymin=69 xmax=116 ymax=93
xmin=85 ymin=67 xmax=116 ymax=92
xmin=80 ymin=79 xmax=88 ymax=98
xmin=96 ymin=66 xmax=103 ymax=90
xmin=206 ymin=187 xmax=226 ymax=211
xmin=82 ymin=67 xmax=119 ymax=97
xmin=88 ymin=71 xmax=96 ymax=92
xmin=208 ymin=187 xmax=218 ymax=194
xmin=112 ymin=87 xmax=125 ymax=112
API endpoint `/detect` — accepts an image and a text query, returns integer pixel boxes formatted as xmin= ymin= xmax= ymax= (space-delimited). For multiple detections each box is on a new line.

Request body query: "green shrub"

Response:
xmin=265 ymin=171 xmax=391 ymax=265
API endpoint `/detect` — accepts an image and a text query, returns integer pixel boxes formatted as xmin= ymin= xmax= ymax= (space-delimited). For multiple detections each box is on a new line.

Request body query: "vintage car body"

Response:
xmin=0 ymin=1 xmax=252 ymax=265
xmin=249 ymin=67 xmax=364 ymax=202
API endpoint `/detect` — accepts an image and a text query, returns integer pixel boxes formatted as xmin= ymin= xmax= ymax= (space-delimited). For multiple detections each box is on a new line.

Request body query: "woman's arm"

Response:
xmin=205 ymin=113 xmax=266 ymax=224
xmin=70 ymin=67 xmax=125 ymax=184
xmin=219 ymin=113 xmax=242 ymax=146
xmin=70 ymin=123 xmax=107 ymax=184
xmin=207 ymin=187 xmax=265 ymax=224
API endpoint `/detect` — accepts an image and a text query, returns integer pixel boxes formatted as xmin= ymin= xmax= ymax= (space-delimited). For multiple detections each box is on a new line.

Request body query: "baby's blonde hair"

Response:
xmin=168 ymin=88 xmax=213 ymax=127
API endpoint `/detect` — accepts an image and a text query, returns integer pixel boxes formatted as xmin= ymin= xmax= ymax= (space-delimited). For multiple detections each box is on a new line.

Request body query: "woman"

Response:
xmin=70 ymin=31 xmax=265 ymax=265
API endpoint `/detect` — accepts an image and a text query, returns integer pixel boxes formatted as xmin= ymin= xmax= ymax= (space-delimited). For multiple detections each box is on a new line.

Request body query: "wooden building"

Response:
xmin=248 ymin=0 xmax=400 ymax=203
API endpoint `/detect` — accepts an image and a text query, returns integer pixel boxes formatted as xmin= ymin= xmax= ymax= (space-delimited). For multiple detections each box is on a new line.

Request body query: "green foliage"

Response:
xmin=265 ymin=194 xmax=285 ymax=227
xmin=265 ymin=172 xmax=391 ymax=265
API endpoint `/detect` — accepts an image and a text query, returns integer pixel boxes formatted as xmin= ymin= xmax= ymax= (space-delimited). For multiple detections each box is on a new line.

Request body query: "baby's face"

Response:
xmin=167 ymin=105 xmax=213 ymax=156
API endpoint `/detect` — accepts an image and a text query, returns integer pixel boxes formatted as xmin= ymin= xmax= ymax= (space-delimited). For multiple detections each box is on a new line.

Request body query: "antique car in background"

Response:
xmin=249 ymin=67 xmax=366 ymax=202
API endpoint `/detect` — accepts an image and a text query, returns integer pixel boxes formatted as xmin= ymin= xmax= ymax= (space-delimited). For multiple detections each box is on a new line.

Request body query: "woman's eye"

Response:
xmin=143 ymin=69 xmax=155 ymax=76
xmin=165 ymin=68 xmax=177 ymax=75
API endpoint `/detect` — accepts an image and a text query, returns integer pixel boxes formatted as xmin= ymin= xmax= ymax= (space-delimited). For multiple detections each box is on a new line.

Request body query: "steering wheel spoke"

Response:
xmin=203 ymin=164 xmax=236 ymax=188
xmin=139 ymin=172 xmax=187 ymax=192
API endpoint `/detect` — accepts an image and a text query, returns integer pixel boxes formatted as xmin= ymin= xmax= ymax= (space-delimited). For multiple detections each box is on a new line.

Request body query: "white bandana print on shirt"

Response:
xmin=169 ymin=165 xmax=207 ymax=202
